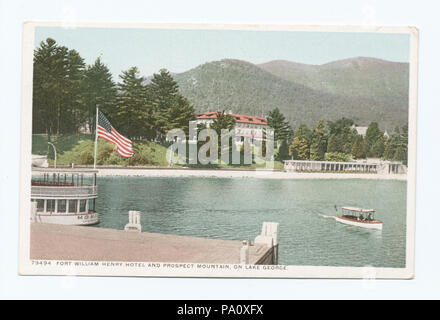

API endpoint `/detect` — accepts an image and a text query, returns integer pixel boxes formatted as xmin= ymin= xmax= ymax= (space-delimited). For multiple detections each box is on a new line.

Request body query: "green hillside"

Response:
xmin=173 ymin=58 xmax=409 ymax=130
xmin=32 ymin=134 xmax=94 ymax=156
xmin=258 ymin=57 xmax=409 ymax=100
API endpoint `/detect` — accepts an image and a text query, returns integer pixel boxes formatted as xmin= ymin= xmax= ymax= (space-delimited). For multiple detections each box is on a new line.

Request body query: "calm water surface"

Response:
xmin=95 ymin=177 xmax=407 ymax=267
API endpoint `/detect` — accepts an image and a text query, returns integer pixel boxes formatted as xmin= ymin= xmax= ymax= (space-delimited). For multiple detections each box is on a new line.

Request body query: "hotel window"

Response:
xmin=68 ymin=200 xmax=77 ymax=213
xmin=57 ymin=200 xmax=67 ymax=213
xmin=46 ymin=199 xmax=55 ymax=213
xmin=36 ymin=199 xmax=44 ymax=212
xmin=79 ymin=199 xmax=87 ymax=212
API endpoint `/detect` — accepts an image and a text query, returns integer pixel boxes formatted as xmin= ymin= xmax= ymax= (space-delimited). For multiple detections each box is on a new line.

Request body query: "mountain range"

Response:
xmin=168 ymin=57 xmax=409 ymax=130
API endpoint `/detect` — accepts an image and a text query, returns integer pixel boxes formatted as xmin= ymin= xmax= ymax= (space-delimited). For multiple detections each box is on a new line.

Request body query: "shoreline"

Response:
xmin=95 ymin=167 xmax=407 ymax=181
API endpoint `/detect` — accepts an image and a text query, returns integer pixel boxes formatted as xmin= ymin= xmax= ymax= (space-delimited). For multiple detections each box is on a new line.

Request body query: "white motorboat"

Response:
xmin=335 ymin=206 xmax=383 ymax=230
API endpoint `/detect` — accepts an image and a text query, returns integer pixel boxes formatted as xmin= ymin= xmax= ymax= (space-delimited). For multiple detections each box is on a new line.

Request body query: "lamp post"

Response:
xmin=48 ymin=142 xmax=57 ymax=168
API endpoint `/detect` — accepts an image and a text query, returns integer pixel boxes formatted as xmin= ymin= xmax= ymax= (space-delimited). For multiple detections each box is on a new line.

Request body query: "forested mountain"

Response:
xmin=258 ymin=57 xmax=409 ymax=100
xmin=173 ymin=58 xmax=409 ymax=130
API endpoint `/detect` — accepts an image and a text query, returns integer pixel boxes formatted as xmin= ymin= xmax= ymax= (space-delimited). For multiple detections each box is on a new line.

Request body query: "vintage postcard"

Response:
xmin=19 ymin=22 xmax=418 ymax=278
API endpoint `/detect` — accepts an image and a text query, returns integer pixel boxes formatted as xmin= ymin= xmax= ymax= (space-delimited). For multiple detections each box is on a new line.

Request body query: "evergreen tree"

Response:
xmin=148 ymin=69 xmax=195 ymax=140
xmin=365 ymin=122 xmax=383 ymax=152
xmin=211 ymin=111 xmax=235 ymax=135
xmin=165 ymin=95 xmax=196 ymax=137
xmin=383 ymin=140 xmax=394 ymax=160
xmin=310 ymin=119 xmax=328 ymax=160
xmin=211 ymin=111 xmax=235 ymax=160
xmin=327 ymin=118 xmax=357 ymax=154
xmin=382 ymin=126 xmax=408 ymax=164
xmin=82 ymin=57 xmax=117 ymax=133
xmin=383 ymin=126 xmax=401 ymax=160
xmin=400 ymin=124 xmax=409 ymax=165
xmin=115 ymin=67 xmax=154 ymax=139
xmin=294 ymin=123 xmax=312 ymax=145
xmin=267 ymin=108 xmax=292 ymax=144
xmin=62 ymin=49 xmax=86 ymax=134
xmin=33 ymin=38 xmax=91 ymax=136
xmin=401 ymin=124 xmax=409 ymax=146
xmin=327 ymin=134 xmax=343 ymax=153
xmin=276 ymin=139 xmax=290 ymax=161
xmin=393 ymin=146 xmax=407 ymax=163
xmin=327 ymin=118 xmax=354 ymax=136
xmin=289 ymin=136 xmax=309 ymax=160
xmin=370 ymin=136 xmax=385 ymax=158
xmin=288 ymin=123 xmax=311 ymax=160
xmin=351 ymin=135 xmax=368 ymax=159
xmin=33 ymin=38 xmax=70 ymax=136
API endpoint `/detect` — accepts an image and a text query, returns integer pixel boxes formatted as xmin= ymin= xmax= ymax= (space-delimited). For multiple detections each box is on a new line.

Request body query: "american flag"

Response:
xmin=97 ymin=111 xmax=134 ymax=158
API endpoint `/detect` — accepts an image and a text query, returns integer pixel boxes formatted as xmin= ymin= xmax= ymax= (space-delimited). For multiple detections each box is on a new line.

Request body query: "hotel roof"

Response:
xmin=196 ymin=112 xmax=268 ymax=125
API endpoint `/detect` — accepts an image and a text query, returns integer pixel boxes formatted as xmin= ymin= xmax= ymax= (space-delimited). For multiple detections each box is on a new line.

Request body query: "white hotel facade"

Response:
xmin=190 ymin=111 xmax=269 ymax=144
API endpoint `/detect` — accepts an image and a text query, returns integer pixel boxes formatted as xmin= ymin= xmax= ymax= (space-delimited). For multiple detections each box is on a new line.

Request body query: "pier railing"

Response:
xmin=31 ymin=185 xmax=97 ymax=199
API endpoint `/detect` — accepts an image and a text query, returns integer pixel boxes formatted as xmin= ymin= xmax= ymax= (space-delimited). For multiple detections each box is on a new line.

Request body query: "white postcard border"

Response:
xmin=19 ymin=22 xmax=418 ymax=279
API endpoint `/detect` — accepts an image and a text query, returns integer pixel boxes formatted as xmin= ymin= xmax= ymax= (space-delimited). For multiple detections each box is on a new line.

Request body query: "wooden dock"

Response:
xmin=30 ymin=223 xmax=277 ymax=265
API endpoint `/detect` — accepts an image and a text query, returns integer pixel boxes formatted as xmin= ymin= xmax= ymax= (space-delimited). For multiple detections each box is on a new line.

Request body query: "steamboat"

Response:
xmin=31 ymin=167 xmax=99 ymax=225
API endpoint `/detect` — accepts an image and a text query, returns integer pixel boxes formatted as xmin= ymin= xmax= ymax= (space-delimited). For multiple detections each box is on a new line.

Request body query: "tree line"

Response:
xmin=275 ymin=115 xmax=408 ymax=165
xmin=32 ymin=38 xmax=195 ymax=141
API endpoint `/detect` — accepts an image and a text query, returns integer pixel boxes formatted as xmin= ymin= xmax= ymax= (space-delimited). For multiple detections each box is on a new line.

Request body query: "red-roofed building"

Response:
xmin=192 ymin=111 xmax=269 ymax=142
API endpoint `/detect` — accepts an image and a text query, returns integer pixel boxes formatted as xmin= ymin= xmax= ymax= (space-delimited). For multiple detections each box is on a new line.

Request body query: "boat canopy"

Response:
xmin=341 ymin=206 xmax=375 ymax=213
xmin=32 ymin=167 xmax=98 ymax=174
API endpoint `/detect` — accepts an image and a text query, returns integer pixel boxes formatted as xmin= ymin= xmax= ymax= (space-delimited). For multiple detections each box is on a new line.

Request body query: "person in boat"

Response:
xmin=367 ymin=212 xmax=373 ymax=221
xmin=359 ymin=213 xmax=364 ymax=221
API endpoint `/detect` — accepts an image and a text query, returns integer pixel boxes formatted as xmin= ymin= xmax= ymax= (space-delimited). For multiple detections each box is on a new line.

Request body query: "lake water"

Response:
xmin=95 ymin=176 xmax=407 ymax=268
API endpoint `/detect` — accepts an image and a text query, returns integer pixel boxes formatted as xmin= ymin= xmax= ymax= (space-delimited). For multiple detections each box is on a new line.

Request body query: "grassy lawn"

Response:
xmin=32 ymin=134 xmax=285 ymax=169
xmin=32 ymin=134 xmax=170 ymax=166
xmin=32 ymin=134 xmax=94 ymax=157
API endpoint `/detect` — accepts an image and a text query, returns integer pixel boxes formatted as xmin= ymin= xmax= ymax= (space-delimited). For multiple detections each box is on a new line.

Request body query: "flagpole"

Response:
xmin=93 ymin=105 xmax=99 ymax=169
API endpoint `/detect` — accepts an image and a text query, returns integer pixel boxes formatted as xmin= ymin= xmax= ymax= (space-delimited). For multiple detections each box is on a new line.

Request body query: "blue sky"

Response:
xmin=35 ymin=26 xmax=410 ymax=80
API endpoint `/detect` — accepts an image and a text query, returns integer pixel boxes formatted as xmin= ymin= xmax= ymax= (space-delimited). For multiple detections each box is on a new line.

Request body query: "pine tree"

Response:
xmin=288 ymin=123 xmax=311 ymax=160
xmin=289 ymin=136 xmax=309 ymax=160
xmin=327 ymin=134 xmax=343 ymax=153
xmin=294 ymin=123 xmax=312 ymax=145
xmin=351 ymin=135 xmax=367 ymax=159
xmin=148 ymin=69 xmax=195 ymax=140
xmin=310 ymin=119 xmax=328 ymax=160
xmin=61 ymin=49 xmax=86 ymax=134
xmin=33 ymin=38 xmax=70 ymax=136
xmin=327 ymin=118 xmax=356 ymax=154
xmin=393 ymin=146 xmax=407 ymax=163
xmin=211 ymin=111 xmax=235 ymax=160
xmin=277 ymin=139 xmax=290 ymax=161
xmin=365 ymin=122 xmax=384 ymax=153
xmin=115 ymin=67 xmax=154 ymax=139
xmin=383 ymin=126 xmax=402 ymax=161
xmin=383 ymin=140 xmax=394 ymax=160
xmin=33 ymin=38 xmax=91 ymax=136
xmin=370 ymin=136 xmax=385 ymax=158
xmin=165 ymin=95 xmax=196 ymax=137
xmin=267 ymin=108 xmax=292 ymax=144
xmin=400 ymin=124 xmax=409 ymax=165
xmin=82 ymin=57 xmax=117 ymax=133
xmin=211 ymin=111 xmax=235 ymax=135
xmin=383 ymin=125 xmax=408 ymax=164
